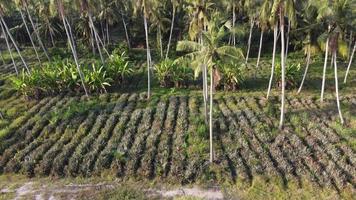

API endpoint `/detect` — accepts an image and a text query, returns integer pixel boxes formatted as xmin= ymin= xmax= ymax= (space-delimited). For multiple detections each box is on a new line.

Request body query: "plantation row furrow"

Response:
xmin=115 ymin=108 xmax=146 ymax=176
xmin=138 ymin=99 xmax=168 ymax=178
xmin=183 ymin=97 xmax=208 ymax=183
xmin=152 ymin=97 xmax=179 ymax=178
xmin=223 ymin=97 xmax=270 ymax=176
xmin=125 ymin=105 xmax=156 ymax=176
xmin=216 ymin=97 xmax=252 ymax=181
xmin=36 ymin=115 xmax=86 ymax=176
xmin=2 ymin=96 xmax=72 ymax=173
xmin=287 ymin=98 xmax=343 ymax=188
xmin=0 ymin=97 xmax=52 ymax=150
xmin=240 ymin=97 xmax=299 ymax=183
xmin=51 ymin=112 xmax=97 ymax=176
xmin=0 ymin=96 xmax=60 ymax=155
xmin=124 ymin=108 xmax=154 ymax=176
xmin=66 ymin=95 xmax=121 ymax=177
xmin=294 ymin=98 xmax=356 ymax=166
xmin=80 ymin=95 xmax=136 ymax=177
xmin=170 ymin=96 xmax=189 ymax=179
xmin=92 ymin=94 xmax=139 ymax=173
xmin=215 ymin=114 xmax=238 ymax=183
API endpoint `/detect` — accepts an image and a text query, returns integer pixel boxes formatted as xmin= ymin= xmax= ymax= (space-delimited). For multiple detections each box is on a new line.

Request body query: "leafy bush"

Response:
xmin=154 ymin=59 xmax=193 ymax=88
xmin=217 ymin=62 xmax=245 ymax=91
xmin=274 ymin=62 xmax=301 ymax=88
xmin=107 ymin=51 xmax=133 ymax=83
xmin=11 ymin=52 xmax=134 ymax=99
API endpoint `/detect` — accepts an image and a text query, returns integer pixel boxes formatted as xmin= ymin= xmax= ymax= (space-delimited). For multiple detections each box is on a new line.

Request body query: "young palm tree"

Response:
xmin=177 ymin=18 xmax=245 ymax=162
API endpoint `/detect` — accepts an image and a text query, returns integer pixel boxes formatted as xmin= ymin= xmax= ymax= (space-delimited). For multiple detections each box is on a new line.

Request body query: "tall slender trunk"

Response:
xmin=89 ymin=18 xmax=110 ymax=56
xmin=348 ymin=30 xmax=353 ymax=59
xmin=0 ymin=17 xmax=30 ymax=74
xmin=166 ymin=8 xmax=175 ymax=59
xmin=232 ymin=5 xmax=236 ymax=46
xmin=0 ymin=23 xmax=17 ymax=75
xmin=209 ymin=67 xmax=214 ymax=163
xmin=25 ymin=5 xmax=50 ymax=61
xmin=65 ymin=18 xmax=77 ymax=56
xmin=279 ymin=9 xmax=286 ymax=130
xmin=19 ymin=9 xmax=41 ymax=65
xmin=90 ymin=26 xmax=96 ymax=55
xmin=330 ymin=54 xmax=333 ymax=68
xmin=100 ymin=21 xmax=106 ymax=46
xmin=60 ymin=14 xmax=88 ymax=97
xmin=106 ymin=21 xmax=110 ymax=45
xmin=267 ymin=24 xmax=278 ymax=99
xmin=158 ymin=27 xmax=163 ymax=59
xmin=256 ymin=30 xmax=264 ymax=69
xmin=298 ymin=44 xmax=311 ymax=93
xmin=245 ymin=19 xmax=254 ymax=63
xmin=333 ymin=52 xmax=344 ymax=124
xmin=121 ymin=12 xmax=131 ymax=49
xmin=0 ymin=50 xmax=4 ymax=65
xmin=89 ymin=15 xmax=104 ymax=63
xmin=321 ymin=27 xmax=330 ymax=103
xmin=285 ymin=19 xmax=291 ymax=62
xmin=49 ymin=28 xmax=55 ymax=47
xmin=144 ymin=16 xmax=151 ymax=99
xmin=344 ymin=42 xmax=355 ymax=83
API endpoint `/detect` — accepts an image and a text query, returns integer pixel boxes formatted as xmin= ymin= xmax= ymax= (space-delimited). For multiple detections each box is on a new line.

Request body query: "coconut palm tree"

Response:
xmin=15 ymin=0 xmax=41 ymax=65
xmin=186 ymin=0 xmax=214 ymax=123
xmin=21 ymin=0 xmax=50 ymax=61
xmin=165 ymin=0 xmax=180 ymax=59
xmin=54 ymin=0 xmax=89 ymax=96
xmin=134 ymin=0 xmax=157 ymax=99
xmin=297 ymin=1 xmax=320 ymax=93
xmin=271 ymin=0 xmax=296 ymax=129
xmin=256 ymin=0 xmax=270 ymax=70
xmin=0 ymin=2 xmax=30 ymax=74
xmin=98 ymin=0 xmax=117 ymax=46
xmin=177 ymin=16 xmax=245 ymax=162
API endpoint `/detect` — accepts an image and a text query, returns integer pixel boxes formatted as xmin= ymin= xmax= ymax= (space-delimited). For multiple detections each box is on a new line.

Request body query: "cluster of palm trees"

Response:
xmin=0 ymin=0 xmax=355 ymax=162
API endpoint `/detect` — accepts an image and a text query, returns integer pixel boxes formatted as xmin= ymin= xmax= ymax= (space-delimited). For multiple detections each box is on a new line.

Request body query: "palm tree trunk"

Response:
xmin=245 ymin=19 xmax=254 ymax=63
xmin=65 ymin=18 xmax=78 ymax=56
xmin=89 ymin=17 xmax=110 ymax=56
xmin=348 ymin=30 xmax=353 ymax=59
xmin=144 ymin=16 xmax=151 ymax=99
xmin=298 ymin=45 xmax=311 ymax=93
xmin=209 ymin=67 xmax=214 ymax=163
xmin=344 ymin=42 xmax=355 ymax=83
xmin=89 ymin=15 xmax=104 ymax=63
xmin=0 ymin=23 xmax=17 ymax=75
xmin=321 ymin=32 xmax=330 ymax=103
xmin=158 ymin=27 xmax=163 ymax=59
xmin=0 ymin=17 xmax=30 ymax=74
xmin=0 ymin=50 xmax=4 ymax=65
xmin=256 ymin=30 xmax=264 ymax=69
xmin=49 ymin=29 xmax=55 ymax=47
xmin=232 ymin=5 xmax=236 ymax=46
xmin=100 ymin=21 xmax=106 ymax=46
xmin=333 ymin=52 xmax=344 ymax=124
xmin=285 ymin=19 xmax=291 ymax=62
xmin=60 ymin=14 xmax=88 ymax=97
xmin=121 ymin=12 xmax=131 ymax=49
xmin=19 ymin=9 xmax=41 ymax=65
xmin=106 ymin=21 xmax=110 ymax=45
xmin=24 ymin=5 xmax=50 ymax=61
xmin=279 ymin=9 xmax=286 ymax=130
xmin=267 ymin=24 xmax=278 ymax=99
xmin=166 ymin=8 xmax=175 ymax=59
xmin=330 ymin=54 xmax=333 ymax=68
xmin=90 ymin=26 xmax=96 ymax=55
